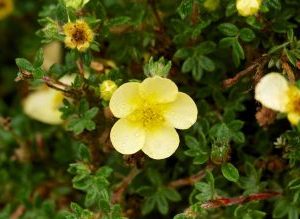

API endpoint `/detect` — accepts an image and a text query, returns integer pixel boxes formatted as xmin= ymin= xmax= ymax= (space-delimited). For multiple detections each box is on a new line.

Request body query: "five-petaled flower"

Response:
xmin=255 ymin=72 xmax=300 ymax=125
xmin=109 ymin=76 xmax=198 ymax=159
xmin=63 ymin=20 xmax=94 ymax=52
xmin=236 ymin=0 xmax=262 ymax=17
xmin=0 ymin=0 xmax=13 ymax=20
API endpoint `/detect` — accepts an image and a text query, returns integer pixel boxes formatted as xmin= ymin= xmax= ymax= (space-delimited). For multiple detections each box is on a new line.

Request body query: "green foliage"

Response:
xmin=2 ymin=0 xmax=300 ymax=218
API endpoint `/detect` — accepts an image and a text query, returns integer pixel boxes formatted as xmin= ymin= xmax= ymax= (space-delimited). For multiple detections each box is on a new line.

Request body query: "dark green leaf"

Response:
xmin=221 ymin=163 xmax=239 ymax=182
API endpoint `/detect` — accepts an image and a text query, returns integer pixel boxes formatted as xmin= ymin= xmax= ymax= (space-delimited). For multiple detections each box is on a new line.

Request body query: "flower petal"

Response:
xmin=139 ymin=76 xmax=178 ymax=103
xmin=255 ymin=73 xmax=289 ymax=112
xmin=23 ymin=89 xmax=63 ymax=125
xmin=142 ymin=125 xmax=179 ymax=159
xmin=163 ymin=92 xmax=198 ymax=129
xmin=287 ymin=113 xmax=300 ymax=125
xmin=110 ymin=118 xmax=145 ymax=154
xmin=109 ymin=82 xmax=142 ymax=118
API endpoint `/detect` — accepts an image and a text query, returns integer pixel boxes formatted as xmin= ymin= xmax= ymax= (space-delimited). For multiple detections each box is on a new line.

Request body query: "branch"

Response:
xmin=281 ymin=55 xmax=295 ymax=83
xmin=168 ymin=165 xmax=214 ymax=189
xmin=223 ymin=55 xmax=269 ymax=89
xmin=148 ymin=0 xmax=164 ymax=31
xmin=112 ymin=167 xmax=140 ymax=204
xmin=200 ymin=191 xmax=281 ymax=209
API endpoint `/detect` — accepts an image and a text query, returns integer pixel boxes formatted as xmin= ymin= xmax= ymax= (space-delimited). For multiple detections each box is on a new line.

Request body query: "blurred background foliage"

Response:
xmin=1 ymin=0 xmax=300 ymax=218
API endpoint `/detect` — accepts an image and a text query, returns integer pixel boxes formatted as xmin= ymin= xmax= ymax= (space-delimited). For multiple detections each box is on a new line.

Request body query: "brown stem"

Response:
xmin=281 ymin=56 xmax=295 ymax=84
xmin=10 ymin=205 xmax=26 ymax=219
xmin=223 ymin=55 xmax=269 ymax=89
xmin=168 ymin=165 xmax=214 ymax=189
xmin=112 ymin=167 xmax=140 ymax=204
xmin=200 ymin=191 xmax=281 ymax=209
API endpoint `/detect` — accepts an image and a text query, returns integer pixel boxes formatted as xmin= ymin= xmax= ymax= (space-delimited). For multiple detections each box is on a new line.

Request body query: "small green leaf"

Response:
xmin=15 ymin=58 xmax=34 ymax=72
xmin=221 ymin=163 xmax=239 ymax=182
xmin=198 ymin=56 xmax=215 ymax=72
xmin=34 ymin=48 xmax=44 ymax=67
xmin=218 ymin=23 xmax=239 ymax=36
xmin=177 ymin=0 xmax=193 ymax=19
xmin=162 ymin=188 xmax=181 ymax=202
xmin=240 ymin=28 xmax=256 ymax=42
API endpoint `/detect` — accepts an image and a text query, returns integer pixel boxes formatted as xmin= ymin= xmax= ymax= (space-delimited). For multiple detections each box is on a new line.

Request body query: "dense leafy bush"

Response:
xmin=1 ymin=0 xmax=300 ymax=218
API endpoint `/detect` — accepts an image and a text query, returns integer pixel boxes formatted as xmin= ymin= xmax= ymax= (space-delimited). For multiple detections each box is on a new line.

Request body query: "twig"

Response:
xmin=281 ymin=56 xmax=295 ymax=84
xmin=10 ymin=205 xmax=25 ymax=219
xmin=168 ymin=165 xmax=214 ymax=189
xmin=200 ymin=191 xmax=281 ymax=209
xmin=223 ymin=55 xmax=269 ymax=89
xmin=112 ymin=167 xmax=140 ymax=204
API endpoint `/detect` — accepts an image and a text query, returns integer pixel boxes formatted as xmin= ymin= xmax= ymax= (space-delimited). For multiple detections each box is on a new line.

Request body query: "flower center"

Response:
xmin=129 ymin=103 xmax=165 ymax=128
xmin=72 ymin=28 xmax=86 ymax=44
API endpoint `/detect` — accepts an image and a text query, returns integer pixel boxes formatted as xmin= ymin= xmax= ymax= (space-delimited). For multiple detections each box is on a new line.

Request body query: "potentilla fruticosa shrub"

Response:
xmin=0 ymin=0 xmax=300 ymax=218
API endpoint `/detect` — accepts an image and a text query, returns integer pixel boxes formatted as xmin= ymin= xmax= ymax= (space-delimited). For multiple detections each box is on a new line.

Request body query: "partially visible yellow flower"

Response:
xmin=100 ymin=80 xmax=118 ymax=101
xmin=0 ymin=0 xmax=13 ymax=20
xmin=109 ymin=76 xmax=198 ymax=159
xmin=63 ymin=20 xmax=94 ymax=52
xmin=23 ymin=75 xmax=75 ymax=125
xmin=204 ymin=0 xmax=220 ymax=11
xmin=236 ymin=0 xmax=262 ymax=17
xmin=42 ymin=41 xmax=62 ymax=71
xmin=255 ymin=73 xmax=300 ymax=125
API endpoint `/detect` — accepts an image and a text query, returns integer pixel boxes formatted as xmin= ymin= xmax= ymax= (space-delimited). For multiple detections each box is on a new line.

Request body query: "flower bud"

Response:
xmin=100 ymin=80 xmax=118 ymax=101
xmin=204 ymin=0 xmax=220 ymax=11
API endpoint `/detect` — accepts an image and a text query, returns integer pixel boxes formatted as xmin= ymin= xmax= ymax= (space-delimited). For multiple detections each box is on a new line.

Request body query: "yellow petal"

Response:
xmin=236 ymin=0 xmax=261 ymax=16
xmin=163 ymin=92 xmax=198 ymax=129
xmin=64 ymin=36 xmax=76 ymax=49
xmin=142 ymin=124 xmax=179 ymax=159
xmin=287 ymin=112 xmax=300 ymax=125
xmin=110 ymin=118 xmax=145 ymax=154
xmin=255 ymin=73 xmax=289 ymax=112
xmin=23 ymin=89 xmax=63 ymax=125
xmin=139 ymin=76 xmax=178 ymax=103
xmin=109 ymin=82 xmax=142 ymax=118
xmin=42 ymin=41 xmax=62 ymax=71
xmin=77 ymin=42 xmax=90 ymax=52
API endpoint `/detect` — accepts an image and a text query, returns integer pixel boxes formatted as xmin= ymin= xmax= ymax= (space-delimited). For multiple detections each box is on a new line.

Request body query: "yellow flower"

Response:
xmin=236 ymin=0 xmax=262 ymax=17
xmin=100 ymin=80 xmax=118 ymax=101
xmin=0 ymin=0 xmax=13 ymax=20
xmin=63 ymin=20 xmax=94 ymax=52
xmin=204 ymin=0 xmax=220 ymax=11
xmin=255 ymin=73 xmax=300 ymax=125
xmin=109 ymin=76 xmax=198 ymax=159
xmin=23 ymin=75 xmax=75 ymax=125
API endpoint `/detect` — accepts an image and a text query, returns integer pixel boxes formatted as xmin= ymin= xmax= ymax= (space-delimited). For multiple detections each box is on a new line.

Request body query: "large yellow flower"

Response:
xmin=63 ymin=20 xmax=94 ymax=52
xmin=255 ymin=73 xmax=300 ymax=125
xmin=236 ymin=0 xmax=262 ymax=17
xmin=0 ymin=0 xmax=13 ymax=20
xmin=109 ymin=76 xmax=198 ymax=159
xmin=23 ymin=75 xmax=74 ymax=125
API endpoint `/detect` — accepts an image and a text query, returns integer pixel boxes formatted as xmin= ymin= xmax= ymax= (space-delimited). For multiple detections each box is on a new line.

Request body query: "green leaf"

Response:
xmin=232 ymin=39 xmax=245 ymax=67
xmin=198 ymin=56 xmax=215 ymax=72
xmin=162 ymin=187 xmax=181 ymax=202
xmin=34 ymin=48 xmax=44 ymax=67
xmin=174 ymin=48 xmax=191 ymax=59
xmin=182 ymin=57 xmax=195 ymax=73
xmin=218 ymin=23 xmax=239 ymax=36
xmin=15 ymin=58 xmax=34 ymax=72
xmin=107 ymin=16 xmax=132 ymax=27
xmin=221 ymin=163 xmax=239 ymax=182
xmin=142 ymin=197 xmax=156 ymax=215
xmin=195 ymin=41 xmax=216 ymax=55
xmin=240 ymin=28 xmax=256 ymax=42
xmin=177 ymin=0 xmax=193 ymax=19
xmin=156 ymin=195 xmax=168 ymax=215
